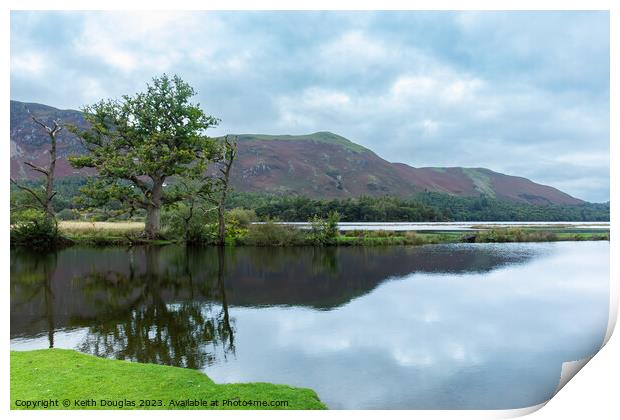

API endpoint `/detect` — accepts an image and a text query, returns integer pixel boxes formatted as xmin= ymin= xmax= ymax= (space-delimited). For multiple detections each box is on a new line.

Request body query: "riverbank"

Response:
xmin=11 ymin=349 xmax=326 ymax=410
xmin=48 ymin=221 xmax=609 ymax=247
xmin=8 ymin=221 xmax=610 ymax=248
xmin=335 ymin=229 xmax=609 ymax=246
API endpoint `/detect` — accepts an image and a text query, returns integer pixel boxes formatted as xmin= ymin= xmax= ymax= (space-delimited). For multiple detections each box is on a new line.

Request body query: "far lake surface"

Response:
xmin=10 ymin=241 xmax=609 ymax=409
xmin=275 ymin=221 xmax=610 ymax=231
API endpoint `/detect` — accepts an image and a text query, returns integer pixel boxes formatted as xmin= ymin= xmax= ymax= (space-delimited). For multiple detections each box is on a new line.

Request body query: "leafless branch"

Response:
xmin=24 ymin=162 xmax=49 ymax=176
xmin=10 ymin=178 xmax=46 ymax=209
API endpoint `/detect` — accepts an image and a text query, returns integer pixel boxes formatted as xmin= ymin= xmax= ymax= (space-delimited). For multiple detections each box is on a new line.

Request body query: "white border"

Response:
xmin=2 ymin=1 xmax=617 ymax=419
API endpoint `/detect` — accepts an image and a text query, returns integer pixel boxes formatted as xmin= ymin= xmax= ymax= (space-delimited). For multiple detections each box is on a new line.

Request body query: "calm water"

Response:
xmin=273 ymin=221 xmax=610 ymax=231
xmin=10 ymin=242 xmax=609 ymax=409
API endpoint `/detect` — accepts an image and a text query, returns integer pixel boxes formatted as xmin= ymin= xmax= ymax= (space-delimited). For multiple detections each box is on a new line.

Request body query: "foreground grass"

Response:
xmin=11 ymin=349 xmax=326 ymax=410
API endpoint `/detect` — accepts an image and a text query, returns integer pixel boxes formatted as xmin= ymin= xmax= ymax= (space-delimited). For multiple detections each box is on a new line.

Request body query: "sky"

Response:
xmin=10 ymin=11 xmax=610 ymax=202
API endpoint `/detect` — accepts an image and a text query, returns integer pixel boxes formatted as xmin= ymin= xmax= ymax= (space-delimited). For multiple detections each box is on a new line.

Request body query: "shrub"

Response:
xmin=57 ymin=208 xmax=79 ymax=220
xmin=90 ymin=214 xmax=109 ymax=222
xmin=223 ymin=218 xmax=247 ymax=243
xmin=309 ymin=211 xmax=340 ymax=245
xmin=11 ymin=208 xmax=42 ymax=225
xmin=11 ymin=211 xmax=61 ymax=250
xmin=241 ymin=221 xmax=304 ymax=246
xmin=226 ymin=208 xmax=257 ymax=228
xmin=162 ymin=203 xmax=215 ymax=243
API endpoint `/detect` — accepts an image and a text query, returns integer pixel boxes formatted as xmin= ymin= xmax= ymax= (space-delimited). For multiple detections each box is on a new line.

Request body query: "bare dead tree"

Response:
xmin=10 ymin=114 xmax=63 ymax=223
xmin=207 ymin=135 xmax=238 ymax=246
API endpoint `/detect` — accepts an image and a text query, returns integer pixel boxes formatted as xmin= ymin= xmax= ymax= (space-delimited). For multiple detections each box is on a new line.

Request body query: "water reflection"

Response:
xmin=77 ymin=247 xmax=235 ymax=368
xmin=10 ymin=243 xmax=609 ymax=409
xmin=11 ymin=244 xmax=541 ymax=343
xmin=10 ymin=252 xmax=58 ymax=348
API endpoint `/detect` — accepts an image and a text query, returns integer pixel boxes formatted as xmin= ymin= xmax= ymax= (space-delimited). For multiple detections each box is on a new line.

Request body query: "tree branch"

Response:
xmin=23 ymin=161 xmax=49 ymax=176
xmin=128 ymin=175 xmax=151 ymax=196
xmin=30 ymin=115 xmax=63 ymax=136
xmin=30 ymin=115 xmax=52 ymax=133
xmin=10 ymin=178 xmax=46 ymax=209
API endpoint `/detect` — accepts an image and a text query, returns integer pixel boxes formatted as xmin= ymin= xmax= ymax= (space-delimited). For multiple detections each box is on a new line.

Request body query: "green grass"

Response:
xmin=336 ymin=231 xmax=463 ymax=246
xmin=473 ymin=228 xmax=609 ymax=243
xmin=335 ymin=228 xmax=608 ymax=246
xmin=462 ymin=168 xmax=496 ymax=198
xmin=11 ymin=349 xmax=326 ymax=410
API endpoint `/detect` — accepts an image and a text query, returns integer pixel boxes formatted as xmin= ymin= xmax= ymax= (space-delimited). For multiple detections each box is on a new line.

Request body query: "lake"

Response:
xmin=271 ymin=221 xmax=610 ymax=231
xmin=10 ymin=241 xmax=609 ymax=409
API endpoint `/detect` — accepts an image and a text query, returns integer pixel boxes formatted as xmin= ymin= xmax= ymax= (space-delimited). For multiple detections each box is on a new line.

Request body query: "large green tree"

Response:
xmin=69 ymin=75 xmax=220 ymax=238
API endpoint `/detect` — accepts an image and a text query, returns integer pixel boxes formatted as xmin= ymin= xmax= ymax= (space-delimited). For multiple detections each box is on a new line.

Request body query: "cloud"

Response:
xmin=11 ymin=52 xmax=46 ymax=76
xmin=319 ymin=30 xmax=390 ymax=66
xmin=10 ymin=11 xmax=610 ymax=201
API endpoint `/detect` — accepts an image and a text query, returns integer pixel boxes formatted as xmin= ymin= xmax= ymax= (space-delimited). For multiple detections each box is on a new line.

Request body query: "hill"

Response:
xmin=10 ymin=100 xmax=583 ymax=205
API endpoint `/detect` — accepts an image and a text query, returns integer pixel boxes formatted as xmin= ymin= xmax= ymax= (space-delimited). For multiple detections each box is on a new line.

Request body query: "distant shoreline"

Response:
xmin=10 ymin=221 xmax=610 ymax=249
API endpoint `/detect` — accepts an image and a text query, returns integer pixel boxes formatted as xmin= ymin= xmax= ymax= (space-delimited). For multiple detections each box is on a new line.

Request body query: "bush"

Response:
xmin=57 ymin=208 xmax=79 ymax=220
xmin=90 ymin=214 xmax=109 ymax=222
xmin=11 ymin=212 xmax=61 ymax=250
xmin=11 ymin=208 xmax=40 ymax=226
xmin=162 ymin=203 xmax=215 ymax=243
xmin=226 ymin=208 xmax=257 ymax=228
xmin=240 ymin=221 xmax=305 ymax=246
xmin=309 ymin=211 xmax=340 ymax=245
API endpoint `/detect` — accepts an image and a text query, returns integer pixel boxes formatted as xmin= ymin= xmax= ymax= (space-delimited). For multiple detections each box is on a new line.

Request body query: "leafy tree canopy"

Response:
xmin=68 ymin=74 xmax=220 ymax=237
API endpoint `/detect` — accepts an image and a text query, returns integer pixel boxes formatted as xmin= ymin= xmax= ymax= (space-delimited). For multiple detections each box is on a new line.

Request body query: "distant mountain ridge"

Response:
xmin=10 ymin=100 xmax=584 ymax=205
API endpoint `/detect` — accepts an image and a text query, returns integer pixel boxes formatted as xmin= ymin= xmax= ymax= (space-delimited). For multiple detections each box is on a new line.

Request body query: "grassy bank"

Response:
xmin=11 ymin=349 xmax=326 ymax=410
xmin=14 ymin=221 xmax=610 ymax=247
xmin=335 ymin=229 xmax=608 ymax=246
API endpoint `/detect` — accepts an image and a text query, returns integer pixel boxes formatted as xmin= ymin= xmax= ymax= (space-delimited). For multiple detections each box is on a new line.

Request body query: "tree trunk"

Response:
xmin=11 ymin=116 xmax=62 ymax=225
xmin=145 ymin=178 xmax=164 ymax=239
xmin=217 ymin=203 xmax=226 ymax=246
xmin=217 ymin=246 xmax=234 ymax=350
xmin=145 ymin=206 xmax=161 ymax=239
xmin=215 ymin=136 xmax=237 ymax=246
xmin=44 ymin=131 xmax=57 ymax=223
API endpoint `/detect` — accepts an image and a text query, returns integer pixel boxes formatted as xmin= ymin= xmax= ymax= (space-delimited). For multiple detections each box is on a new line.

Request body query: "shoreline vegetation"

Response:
xmin=11 ymin=219 xmax=610 ymax=249
xmin=11 ymin=349 xmax=326 ymax=410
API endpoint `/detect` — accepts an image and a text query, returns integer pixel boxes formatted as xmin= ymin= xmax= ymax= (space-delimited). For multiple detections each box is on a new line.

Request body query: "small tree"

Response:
xmin=68 ymin=75 xmax=220 ymax=238
xmin=10 ymin=115 xmax=62 ymax=223
xmin=165 ymin=135 xmax=238 ymax=245
xmin=309 ymin=211 xmax=340 ymax=245
xmin=162 ymin=177 xmax=217 ymax=243
xmin=207 ymin=135 xmax=238 ymax=246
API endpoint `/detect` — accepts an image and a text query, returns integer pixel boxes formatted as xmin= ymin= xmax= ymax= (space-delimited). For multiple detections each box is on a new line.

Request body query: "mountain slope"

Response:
xmin=10 ymin=100 xmax=583 ymax=205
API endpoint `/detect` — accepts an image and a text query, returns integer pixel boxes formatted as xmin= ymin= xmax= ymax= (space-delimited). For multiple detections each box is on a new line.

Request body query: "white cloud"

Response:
xmin=441 ymin=78 xmax=483 ymax=103
xmin=320 ymin=30 xmax=388 ymax=64
xmin=422 ymin=119 xmax=440 ymax=136
xmin=391 ymin=75 xmax=437 ymax=99
xmin=11 ymin=52 xmax=46 ymax=76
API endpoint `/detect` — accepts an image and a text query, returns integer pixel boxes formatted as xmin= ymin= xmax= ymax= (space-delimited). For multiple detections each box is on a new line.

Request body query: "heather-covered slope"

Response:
xmin=10 ymin=100 xmax=583 ymax=205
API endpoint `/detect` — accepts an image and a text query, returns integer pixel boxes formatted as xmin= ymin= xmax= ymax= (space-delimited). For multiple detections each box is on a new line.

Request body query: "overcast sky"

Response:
xmin=10 ymin=11 xmax=610 ymax=202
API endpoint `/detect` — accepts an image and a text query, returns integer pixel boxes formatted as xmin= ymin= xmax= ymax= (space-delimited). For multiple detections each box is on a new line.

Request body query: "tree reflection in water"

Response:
xmin=75 ymin=246 xmax=235 ymax=369
xmin=12 ymin=243 xmax=542 ymax=368
xmin=10 ymin=252 xmax=58 ymax=348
